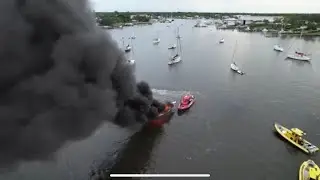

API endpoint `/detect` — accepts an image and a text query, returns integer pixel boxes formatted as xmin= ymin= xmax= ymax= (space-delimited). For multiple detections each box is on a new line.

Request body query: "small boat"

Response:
xmin=219 ymin=39 xmax=225 ymax=43
xmin=168 ymin=44 xmax=177 ymax=49
xmin=274 ymin=44 xmax=284 ymax=52
xmin=287 ymin=51 xmax=311 ymax=61
xmin=274 ymin=123 xmax=319 ymax=154
xmin=124 ymin=45 xmax=132 ymax=52
xmin=127 ymin=59 xmax=135 ymax=65
xmin=153 ymin=38 xmax=160 ymax=44
xmin=168 ymin=54 xmax=181 ymax=65
xmin=299 ymin=160 xmax=320 ymax=180
xmin=178 ymin=94 xmax=195 ymax=111
xmin=147 ymin=102 xmax=175 ymax=127
xmin=230 ymin=62 xmax=244 ymax=75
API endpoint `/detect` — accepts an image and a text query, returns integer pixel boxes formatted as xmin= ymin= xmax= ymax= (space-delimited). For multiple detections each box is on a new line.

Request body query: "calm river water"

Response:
xmin=2 ymin=19 xmax=320 ymax=180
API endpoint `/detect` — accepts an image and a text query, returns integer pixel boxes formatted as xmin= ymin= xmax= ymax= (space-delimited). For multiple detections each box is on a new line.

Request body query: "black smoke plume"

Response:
xmin=0 ymin=0 xmax=164 ymax=171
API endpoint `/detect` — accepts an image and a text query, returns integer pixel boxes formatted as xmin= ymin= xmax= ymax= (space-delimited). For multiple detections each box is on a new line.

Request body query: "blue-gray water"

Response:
xmin=2 ymin=19 xmax=320 ymax=180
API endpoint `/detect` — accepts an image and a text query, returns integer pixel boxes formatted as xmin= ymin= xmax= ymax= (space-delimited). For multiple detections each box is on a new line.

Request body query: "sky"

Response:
xmin=90 ymin=0 xmax=320 ymax=13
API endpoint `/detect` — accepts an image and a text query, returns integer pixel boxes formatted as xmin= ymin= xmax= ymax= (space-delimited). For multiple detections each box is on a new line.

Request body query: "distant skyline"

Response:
xmin=90 ymin=0 xmax=320 ymax=13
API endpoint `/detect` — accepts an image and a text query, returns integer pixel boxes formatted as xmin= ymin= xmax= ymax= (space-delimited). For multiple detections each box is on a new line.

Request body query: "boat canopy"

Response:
xmin=291 ymin=128 xmax=305 ymax=136
xmin=309 ymin=167 xmax=320 ymax=180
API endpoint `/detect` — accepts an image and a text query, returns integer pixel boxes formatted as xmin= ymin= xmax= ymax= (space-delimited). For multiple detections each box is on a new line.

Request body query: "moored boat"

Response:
xmin=274 ymin=44 xmax=284 ymax=52
xmin=153 ymin=38 xmax=160 ymax=44
xmin=299 ymin=160 xmax=320 ymax=180
xmin=274 ymin=123 xmax=319 ymax=154
xmin=168 ymin=54 xmax=181 ymax=65
xmin=124 ymin=45 xmax=132 ymax=52
xmin=219 ymin=39 xmax=225 ymax=43
xmin=231 ymin=62 xmax=244 ymax=75
xmin=287 ymin=52 xmax=311 ymax=61
xmin=127 ymin=59 xmax=135 ymax=65
xmin=168 ymin=44 xmax=177 ymax=49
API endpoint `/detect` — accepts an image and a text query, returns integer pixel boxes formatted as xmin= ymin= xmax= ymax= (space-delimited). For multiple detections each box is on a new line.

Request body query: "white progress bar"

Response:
xmin=110 ymin=174 xmax=210 ymax=178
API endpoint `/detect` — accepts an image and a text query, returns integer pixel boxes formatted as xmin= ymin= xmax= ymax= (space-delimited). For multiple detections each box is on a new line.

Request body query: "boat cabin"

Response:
xmin=290 ymin=128 xmax=306 ymax=145
xmin=181 ymin=95 xmax=192 ymax=105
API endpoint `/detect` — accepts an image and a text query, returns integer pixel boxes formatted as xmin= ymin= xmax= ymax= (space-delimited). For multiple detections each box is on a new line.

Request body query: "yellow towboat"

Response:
xmin=274 ymin=123 xmax=319 ymax=154
xmin=299 ymin=160 xmax=320 ymax=180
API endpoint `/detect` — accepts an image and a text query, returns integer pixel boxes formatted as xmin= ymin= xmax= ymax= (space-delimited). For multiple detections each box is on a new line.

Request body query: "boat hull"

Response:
xmin=274 ymin=45 xmax=284 ymax=52
xmin=299 ymin=160 xmax=320 ymax=180
xmin=287 ymin=54 xmax=311 ymax=61
xmin=230 ymin=64 xmax=243 ymax=75
xmin=168 ymin=56 xmax=181 ymax=65
xmin=274 ymin=123 xmax=319 ymax=154
xmin=178 ymin=98 xmax=195 ymax=111
xmin=168 ymin=45 xmax=177 ymax=49
xmin=147 ymin=102 xmax=175 ymax=128
xmin=124 ymin=47 xmax=131 ymax=52
xmin=128 ymin=60 xmax=135 ymax=65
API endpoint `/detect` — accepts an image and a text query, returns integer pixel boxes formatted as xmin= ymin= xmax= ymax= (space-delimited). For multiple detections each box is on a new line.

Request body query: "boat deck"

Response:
xmin=276 ymin=124 xmax=318 ymax=153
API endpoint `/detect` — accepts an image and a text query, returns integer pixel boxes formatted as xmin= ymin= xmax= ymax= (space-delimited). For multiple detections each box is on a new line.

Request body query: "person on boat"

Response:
xmin=297 ymin=137 xmax=303 ymax=145
xmin=295 ymin=51 xmax=304 ymax=56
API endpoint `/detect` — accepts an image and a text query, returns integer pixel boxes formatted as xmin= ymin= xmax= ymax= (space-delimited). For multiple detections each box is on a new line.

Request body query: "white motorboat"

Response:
xmin=168 ymin=54 xmax=181 ymax=65
xmin=274 ymin=44 xmax=284 ymax=52
xmin=153 ymin=38 xmax=160 ymax=44
xmin=230 ymin=62 xmax=244 ymax=75
xmin=168 ymin=27 xmax=182 ymax=65
xmin=125 ymin=45 xmax=132 ymax=52
xmin=127 ymin=59 xmax=135 ymax=65
xmin=219 ymin=39 xmax=225 ymax=43
xmin=168 ymin=44 xmax=177 ymax=49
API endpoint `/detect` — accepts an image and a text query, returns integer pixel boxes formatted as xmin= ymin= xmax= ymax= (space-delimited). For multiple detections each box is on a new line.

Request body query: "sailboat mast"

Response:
xmin=231 ymin=40 xmax=238 ymax=62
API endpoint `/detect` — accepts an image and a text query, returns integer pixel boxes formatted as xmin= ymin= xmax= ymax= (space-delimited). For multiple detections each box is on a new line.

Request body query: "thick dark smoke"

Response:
xmin=0 ymin=0 xmax=164 ymax=170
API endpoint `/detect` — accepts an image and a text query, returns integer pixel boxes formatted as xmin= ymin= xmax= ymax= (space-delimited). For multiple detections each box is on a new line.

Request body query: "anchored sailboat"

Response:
xmin=230 ymin=41 xmax=244 ymax=75
xmin=168 ymin=27 xmax=182 ymax=65
xmin=287 ymin=29 xmax=311 ymax=61
xmin=122 ymin=37 xmax=132 ymax=53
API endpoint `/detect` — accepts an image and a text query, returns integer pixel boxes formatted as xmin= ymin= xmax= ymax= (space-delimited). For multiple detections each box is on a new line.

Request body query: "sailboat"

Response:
xmin=130 ymin=32 xmax=136 ymax=39
xmin=122 ymin=37 xmax=132 ymax=53
xmin=168 ymin=44 xmax=177 ymax=49
xmin=168 ymin=27 xmax=178 ymax=49
xmin=230 ymin=41 xmax=244 ymax=75
xmin=168 ymin=27 xmax=182 ymax=65
xmin=287 ymin=29 xmax=311 ymax=61
xmin=127 ymin=42 xmax=135 ymax=65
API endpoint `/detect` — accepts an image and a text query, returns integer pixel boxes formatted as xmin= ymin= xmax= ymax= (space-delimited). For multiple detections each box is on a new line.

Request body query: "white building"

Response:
xmin=224 ymin=18 xmax=237 ymax=26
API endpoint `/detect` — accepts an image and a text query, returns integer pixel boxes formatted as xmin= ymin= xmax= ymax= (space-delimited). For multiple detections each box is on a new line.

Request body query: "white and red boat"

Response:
xmin=178 ymin=94 xmax=195 ymax=111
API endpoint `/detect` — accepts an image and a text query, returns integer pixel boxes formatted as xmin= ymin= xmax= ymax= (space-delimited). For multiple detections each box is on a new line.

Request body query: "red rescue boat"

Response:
xmin=147 ymin=102 xmax=175 ymax=128
xmin=178 ymin=94 xmax=195 ymax=111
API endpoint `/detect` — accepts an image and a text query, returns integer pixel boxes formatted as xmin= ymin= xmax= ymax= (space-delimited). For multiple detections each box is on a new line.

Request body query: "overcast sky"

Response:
xmin=90 ymin=0 xmax=320 ymax=13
